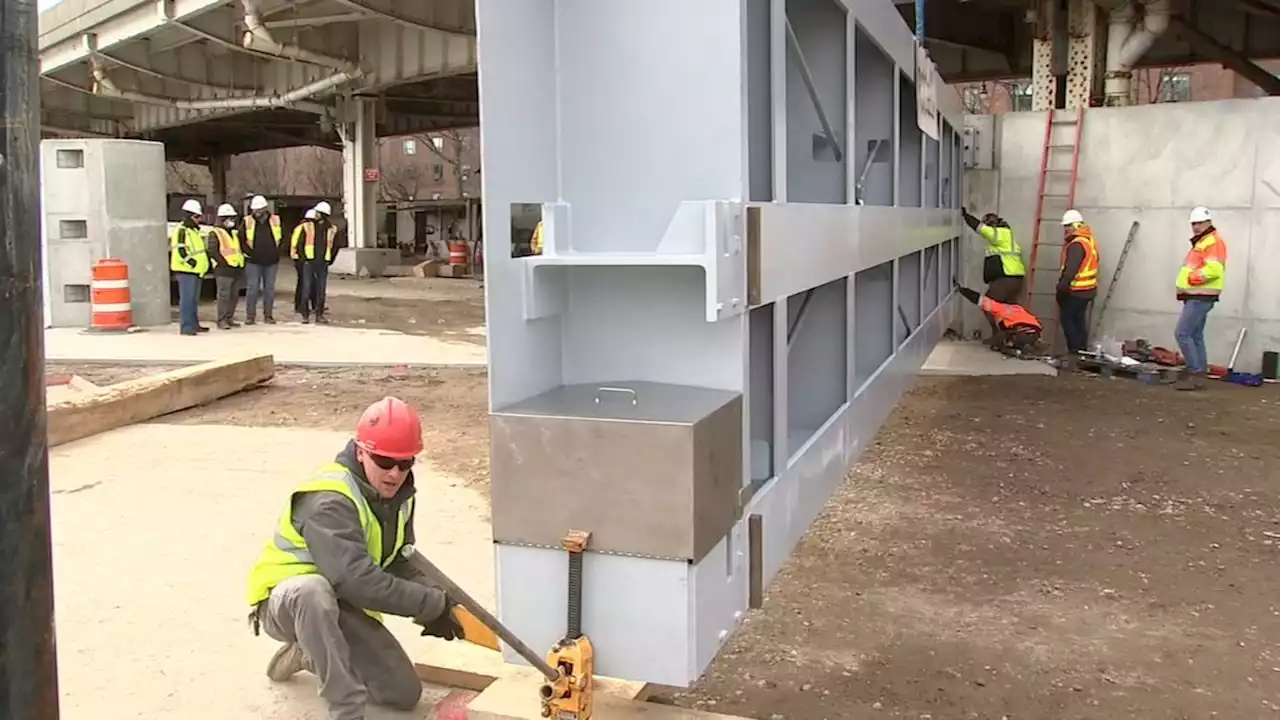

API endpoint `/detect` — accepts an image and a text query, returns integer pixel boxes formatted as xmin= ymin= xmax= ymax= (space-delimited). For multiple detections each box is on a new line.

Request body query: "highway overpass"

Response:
xmin=39 ymin=0 xmax=478 ymax=159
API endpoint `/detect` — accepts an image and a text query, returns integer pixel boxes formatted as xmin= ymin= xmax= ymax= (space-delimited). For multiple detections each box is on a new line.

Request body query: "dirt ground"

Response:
xmin=177 ymin=272 xmax=487 ymax=341
xmin=43 ymin=363 xmax=1280 ymax=719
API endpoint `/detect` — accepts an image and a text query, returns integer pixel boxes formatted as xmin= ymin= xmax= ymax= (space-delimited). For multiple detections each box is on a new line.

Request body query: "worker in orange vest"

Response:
xmin=1173 ymin=206 xmax=1228 ymax=391
xmin=956 ymin=284 xmax=1042 ymax=352
xmin=1057 ymin=210 xmax=1100 ymax=356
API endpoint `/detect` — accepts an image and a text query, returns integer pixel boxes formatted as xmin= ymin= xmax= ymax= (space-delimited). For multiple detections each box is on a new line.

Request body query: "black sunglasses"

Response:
xmin=370 ymin=454 xmax=415 ymax=472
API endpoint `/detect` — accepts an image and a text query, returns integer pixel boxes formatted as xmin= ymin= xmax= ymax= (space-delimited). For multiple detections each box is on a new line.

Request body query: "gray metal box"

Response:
xmin=490 ymin=381 xmax=743 ymax=562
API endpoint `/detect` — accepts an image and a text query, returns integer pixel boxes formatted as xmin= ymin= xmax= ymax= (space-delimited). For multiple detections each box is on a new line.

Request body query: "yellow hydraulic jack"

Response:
xmin=399 ymin=534 xmax=596 ymax=720
xmin=538 ymin=530 xmax=594 ymax=719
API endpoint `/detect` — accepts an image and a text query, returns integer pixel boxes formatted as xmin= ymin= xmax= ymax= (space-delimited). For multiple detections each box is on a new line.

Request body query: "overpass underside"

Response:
xmin=895 ymin=0 xmax=1280 ymax=102
xmin=39 ymin=0 xmax=478 ymax=251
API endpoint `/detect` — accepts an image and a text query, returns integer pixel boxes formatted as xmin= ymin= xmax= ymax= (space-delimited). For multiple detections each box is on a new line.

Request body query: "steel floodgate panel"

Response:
xmin=477 ymin=0 xmax=964 ymax=686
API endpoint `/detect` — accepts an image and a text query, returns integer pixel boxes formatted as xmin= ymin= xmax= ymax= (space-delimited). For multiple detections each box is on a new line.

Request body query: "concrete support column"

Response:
xmin=1031 ymin=0 xmax=1057 ymax=111
xmin=209 ymin=155 xmax=229 ymax=206
xmin=342 ymin=97 xmax=377 ymax=249
xmin=1065 ymin=0 xmax=1098 ymax=108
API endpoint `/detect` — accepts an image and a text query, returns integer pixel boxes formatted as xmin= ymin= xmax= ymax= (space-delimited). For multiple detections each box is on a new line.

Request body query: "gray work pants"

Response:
xmin=259 ymin=575 xmax=422 ymax=720
xmin=215 ymin=274 xmax=242 ymax=324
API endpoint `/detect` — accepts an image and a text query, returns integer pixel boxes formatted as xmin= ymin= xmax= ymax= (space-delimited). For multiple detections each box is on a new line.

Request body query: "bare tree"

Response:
xmin=165 ymin=161 xmax=211 ymax=195
xmin=378 ymin=139 xmax=427 ymax=201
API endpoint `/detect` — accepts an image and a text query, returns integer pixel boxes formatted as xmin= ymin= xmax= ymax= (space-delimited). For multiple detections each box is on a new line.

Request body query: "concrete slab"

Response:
xmin=50 ymin=424 xmax=494 ymax=719
xmin=44 ymin=323 xmax=487 ymax=367
xmin=920 ymin=340 xmax=1058 ymax=377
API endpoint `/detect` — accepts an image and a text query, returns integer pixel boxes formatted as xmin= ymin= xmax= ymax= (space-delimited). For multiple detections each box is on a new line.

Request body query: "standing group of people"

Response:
xmin=962 ymin=205 xmax=1227 ymax=391
xmin=168 ymin=196 xmax=345 ymax=334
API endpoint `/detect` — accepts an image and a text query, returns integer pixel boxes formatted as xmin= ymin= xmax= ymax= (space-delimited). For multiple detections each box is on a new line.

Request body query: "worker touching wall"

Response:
xmin=962 ymin=207 xmax=1026 ymax=346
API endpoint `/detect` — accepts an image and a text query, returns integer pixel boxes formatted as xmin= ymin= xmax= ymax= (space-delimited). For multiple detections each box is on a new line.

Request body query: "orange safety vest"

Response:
xmin=980 ymin=295 xmax=1041 ymax=332
xmin=301 ymin=222 xmax=338 ymax=262
xmin=1062 ymin=225 xmax=1099 ymax=292
xmin=243 ymin=214 xmax=282 ymax=249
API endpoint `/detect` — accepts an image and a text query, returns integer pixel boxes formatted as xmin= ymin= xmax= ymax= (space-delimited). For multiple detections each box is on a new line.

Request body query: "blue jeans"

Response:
xmin=176 ymin=272 xmax=201 ymax=335
xmin=245 ymin=262 xmax=279 ymax=319
xmin=1174 ymin=299 xmax=1215 ymax=374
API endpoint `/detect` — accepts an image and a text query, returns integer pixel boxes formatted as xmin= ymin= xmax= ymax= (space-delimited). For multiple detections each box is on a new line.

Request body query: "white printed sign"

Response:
xmin=915 ymin=44 xmax=940 ymax=141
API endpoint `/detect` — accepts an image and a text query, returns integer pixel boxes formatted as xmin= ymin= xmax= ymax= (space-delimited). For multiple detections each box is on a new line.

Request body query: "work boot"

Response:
xmin=217 ymin=320 xmax=232 ymax=330
xmin=316 ymin=315 xmax=331 ymax=325
xmin=301 ymin=315 xmax=311 ymax=324
xmin=264 ymin=315 xmax=276 ymax=325
xmin=228 ymin=319 xmax=242 ymax=328
xmin=245 ymin=316 xmax=257 ymax=326
xmin=265 ymin=643 xmax=306 ymax=682
xmin=1175 ymin=370 xmax=1201 ymax=391
xmin=197 ymin=325 xmax=210 ymax=333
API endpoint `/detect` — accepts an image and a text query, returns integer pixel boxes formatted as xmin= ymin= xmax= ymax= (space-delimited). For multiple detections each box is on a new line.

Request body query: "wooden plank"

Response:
xmin=46 ymin=355 xmax=275 ymax=447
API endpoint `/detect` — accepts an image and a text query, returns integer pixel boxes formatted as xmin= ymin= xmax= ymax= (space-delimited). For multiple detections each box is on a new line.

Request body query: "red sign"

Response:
xmin=363 ymin=168 xmax=380 ymax=182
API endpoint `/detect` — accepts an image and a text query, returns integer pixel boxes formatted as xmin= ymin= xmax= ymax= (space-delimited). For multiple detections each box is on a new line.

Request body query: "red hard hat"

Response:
xmin=355 ymin=397 xmax=423 ymax=460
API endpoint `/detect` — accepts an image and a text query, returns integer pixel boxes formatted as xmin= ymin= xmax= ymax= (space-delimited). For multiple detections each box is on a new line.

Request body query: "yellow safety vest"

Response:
xmin=978 ymin=225 xmax=1026 ymax=277
xmin=169 ymin=224 xmax=209 ymax=276
xmin=294 ymin=222 xmax=338 ymax=261
xmin=245 ymin=462 xmax=414 ymax=622
xmin=243 ymin=214 xmax=282 ymax=249
xmin=212 ymin=227 xmax=245 ymax=269
xmin=530 ymin=222 xmax=544 ymax=255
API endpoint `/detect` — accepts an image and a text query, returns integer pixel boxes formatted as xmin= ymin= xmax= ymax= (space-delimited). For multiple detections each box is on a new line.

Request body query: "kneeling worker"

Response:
xmin=956 ymin=284 xmax=1043 ymax=352
xmin=246 ymin=397 xmax=463 ymax=720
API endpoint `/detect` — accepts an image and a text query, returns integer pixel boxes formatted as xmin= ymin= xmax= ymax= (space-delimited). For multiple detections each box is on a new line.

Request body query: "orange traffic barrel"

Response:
xmin=89 ymin=258 xmax=133 ymax=332
xmin=448 ymin=242 xmax=468 ymax=267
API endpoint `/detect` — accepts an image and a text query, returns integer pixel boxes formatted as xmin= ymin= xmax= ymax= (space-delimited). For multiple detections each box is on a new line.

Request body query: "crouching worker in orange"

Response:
xmin=246 ymin=397 xmax=463 ymax=720
xmin=956 ymin=284 xmax=1043 ymax=352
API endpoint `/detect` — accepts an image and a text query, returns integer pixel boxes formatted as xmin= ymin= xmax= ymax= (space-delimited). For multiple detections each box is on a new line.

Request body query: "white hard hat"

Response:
xmin=304 ymin=209 xmax=318 ymax=220
xmin=314 ymin=201 xmax=332 ymax=216
xmin=1061 ymin=209 xmax=1084 ymax=226
xmin=217 ymin=203 xmax=238 ymax=218
xmin=181 ymin=198 xmax=203 ymax=215
xmin=1189 ymin=206 xmax=1212 ymax=223
xmin=249 ymin=195 xmax=269 ymax=211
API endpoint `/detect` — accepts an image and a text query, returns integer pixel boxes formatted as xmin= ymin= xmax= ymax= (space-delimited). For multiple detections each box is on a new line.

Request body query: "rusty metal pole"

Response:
xmin=0 ymin=0 xmax=61 ymax=718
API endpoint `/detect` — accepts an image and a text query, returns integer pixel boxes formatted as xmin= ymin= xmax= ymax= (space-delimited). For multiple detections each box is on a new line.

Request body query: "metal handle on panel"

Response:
xmin=593 ymin=386 xmax=637 ymax=406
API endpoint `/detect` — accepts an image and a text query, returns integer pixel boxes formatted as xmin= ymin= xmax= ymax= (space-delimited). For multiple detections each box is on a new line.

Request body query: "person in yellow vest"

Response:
xmin=208 ymin=203 xmax=246 ymax=330
xmin=242 ymin=194 xmax=283 ymax=325
xmin=246 ymin=397 xmax=462 ymax=719
xmin=529 ymin=220 xmax=544 ymax=255
xmin=962 ymin=207 xmax=1026 ymax=344
xmin=1174 ymin=206 xmax=1228 ymax=391
xmin=291 ymin=208 xmax=318 ymax=317
xmin=296 ymin=200 xmax=340 ymax=324
xmin=1057 ymin=209 xmax=1100 ymax=356
xmin=170 ymin=198 xmax=210 ymax=336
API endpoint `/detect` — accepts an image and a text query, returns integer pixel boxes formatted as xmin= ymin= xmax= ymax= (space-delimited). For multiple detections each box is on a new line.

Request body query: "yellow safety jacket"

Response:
xmin=530 ymin=221 xmax=544 ymax=255
xmin=243 ymin=214 xmax=282 ymax=250
xmin=1175 ymin=230 xmax=1227 ymax=298
xmin=978 ymin=224 xmax=1026 ymax=277
xmin=169 ymin=224 xmax=210 ymax=276
xmin=245 ymin=462 xmax=414 ymax=622
xmin=292 ymin=222 xmax=338 ymax=262
xmin=212 ymin=227 xmax=245 ymax=269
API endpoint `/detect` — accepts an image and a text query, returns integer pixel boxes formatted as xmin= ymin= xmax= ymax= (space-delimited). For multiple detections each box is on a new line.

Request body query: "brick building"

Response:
xmin=954 ymin=62 xmax=1280 ymax=114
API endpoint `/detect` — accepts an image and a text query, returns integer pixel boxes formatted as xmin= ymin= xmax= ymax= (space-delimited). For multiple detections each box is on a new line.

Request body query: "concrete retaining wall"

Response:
xmin=963 ymin=98 xmax=1280 ymax=373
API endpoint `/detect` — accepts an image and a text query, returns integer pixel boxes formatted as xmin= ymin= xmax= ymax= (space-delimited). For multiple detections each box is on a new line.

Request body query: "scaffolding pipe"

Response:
xmin=91 ymin=61 xmax=356 ymax=112
xmin=0 ymin=0 xmax=60 ymax=716
xmin=1104 ymin=0 xmax=1172 ymax=105
xmin=241 ymin=0 xmax=361 ymax=72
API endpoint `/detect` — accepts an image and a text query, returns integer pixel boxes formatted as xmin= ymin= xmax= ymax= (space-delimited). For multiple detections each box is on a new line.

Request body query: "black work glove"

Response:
xmin=420 ymin=606 xmax=463 ymax=641
xmin=958 ymin=286 xmax=980 ymax=304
